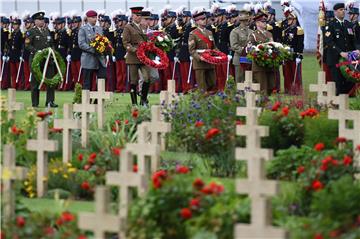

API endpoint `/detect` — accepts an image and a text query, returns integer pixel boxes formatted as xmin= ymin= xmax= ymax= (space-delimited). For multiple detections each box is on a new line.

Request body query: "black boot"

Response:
xmin=130 ymin=84 xmax=138 ymax=105
xmin=140 ymin=82 xmax=150 ymax=107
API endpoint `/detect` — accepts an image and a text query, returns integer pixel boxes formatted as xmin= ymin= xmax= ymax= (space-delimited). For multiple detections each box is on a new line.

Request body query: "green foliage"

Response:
xmin=72 ymin=83 xmax=82 ymax=104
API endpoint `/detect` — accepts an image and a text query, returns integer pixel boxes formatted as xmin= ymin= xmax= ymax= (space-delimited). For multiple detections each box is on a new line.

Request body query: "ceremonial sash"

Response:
xmin=194 ymin=29 xmax=213 ymax=49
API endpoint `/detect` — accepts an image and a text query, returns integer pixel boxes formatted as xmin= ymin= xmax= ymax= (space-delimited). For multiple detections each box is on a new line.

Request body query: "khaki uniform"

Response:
xmin=230 ymin=26 xmax=253 ymax=82
xmin=188 ymin=27 xmax=216 ymax=92
xmin=248 ymin=29 xmax=275 ymax=94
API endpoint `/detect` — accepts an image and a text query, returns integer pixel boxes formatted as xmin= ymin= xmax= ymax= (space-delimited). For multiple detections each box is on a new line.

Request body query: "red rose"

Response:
xmin=81 ymin=181 xmax=91 ymax=191
xmin=193 ymin=178 xmax=205 ymax=190
xmin=36 ymin=111 xmax=53 ymax=120
xmin=297 ymin=166 xmax=305 ymax=174
xmin=49 ymin=128 xmax=63 ymax=133
xmin=311 ymin=180 xmax=324 ymax=191
xmin=89 ymin=153 xmax=97 ymax=160
xmin=77 ymin=154 xmax=83 ymax=161
xmin=16 ymin=216 xmax=25 ymax=227
xmin=271 ymin=101 xmax=281 ymax=111
xmin=335 ymin=137 xmax=347 ymax=143
xmin=61 ymin=211 xmax=75 ymax=222
xmin=314 ymin=143 xmax=325 ymax=151
xmin=195 ymin=121 xmax=204 ymax=127
xmin=201 ymin=186 xmax=213 ymax=195
xmin=124 ymin=119 xmax=129 ymax=125
xmin=343 ymin=155 xmax=352 ymax=166
xmin=320 ymin=164 xmax=328 ymax=171
xmin=132 ymin=109 xmax=139 ymax=118
xmin=209 ymin=182 xmax=224 ymax=194
xmin=205 ymin=128 xmax=220 ymax=140
xmin=152 ymin=170 xmax=167 ymax=189
xmin=189 ymin=198 xmax=201 ymax=209
xmin=180 ymin=208 xmax=192 ymax=219
xmin=133 ymin=164 xmax=138 ymax=172
xmin=258 ymin=45 xmax=264 ymax=50
xmin=281 ymin=107 xmax=289 ymax=116
xmin=176 ymin=165 xmax=189 ymax=174
xmin=11 ymin=125 xmax=24 ymax=135
xmin=112 ymin=147 xmax=122 ymax=156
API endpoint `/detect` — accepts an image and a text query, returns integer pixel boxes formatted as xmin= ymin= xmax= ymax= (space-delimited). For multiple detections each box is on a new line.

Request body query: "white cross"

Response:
xmin=73 ymin=90 xmax=96 ymax=147
xmin=237 ymin=71 xmax=260 ymax=92
xmin=26 ymin=121 xmax=58 ymax=197
xmin=54 ymin=104 xmax=81 ymax=163
xmin=160 ymin=79 xmax=179 ymax=106
xmin=126 ymin=123 xmax=161 ymax=174
xmin=78 ymin=186 xmax=122 ymax=239
xmin=90 ymin=79 xmax=113 ymax=129
xmin=1 ymin=144 xmax=28 ymax=222
xmin=309 ymin=71 xmax=337 ymax=105
xmin=145 ymin=105 xmax=171 ymax=150
xmin=7 ymin=88 xmax=24 ymax=120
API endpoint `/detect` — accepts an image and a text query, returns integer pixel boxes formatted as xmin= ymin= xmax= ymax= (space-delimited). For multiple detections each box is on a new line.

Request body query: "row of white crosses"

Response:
xmin=235 ymin=71 xmax=287 ymax=238
xmin=78 ymin=105 xmax=171 ymax=238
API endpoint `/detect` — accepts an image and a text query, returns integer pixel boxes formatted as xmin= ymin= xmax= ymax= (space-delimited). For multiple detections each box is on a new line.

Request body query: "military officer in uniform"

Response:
xmin=188 ymin=8 xmax=217 ymax=93
xmin=69 ymin=15 xmax=83 ymax=86
xmin=230 ymin=10 xmax=252 ymax=83
xmin=8 ymin=16 xmax=23 ymax=89
xmin=281 ymin=9 xmax=304 ymax=94
xmin=347 ymin=5 xmax=360 ymax=96
xmin=25 ymin=11 xmax=57 ymax=107
xmin=123 ymin=6 xmax=151 ymax=106
xmin=247 ymin=11 xmax=275 ymax=95
xmin=1 ymin=16 xmax=10 ymax=89
xmin=324 ymin=3 xmax=358 ymax=95
xmin=23 ymin=14 xmax=34 ymax=90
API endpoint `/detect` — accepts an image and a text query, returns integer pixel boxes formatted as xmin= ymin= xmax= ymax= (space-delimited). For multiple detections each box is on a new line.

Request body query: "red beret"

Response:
xmin=86 ymin=10 xmax=97 ymax=18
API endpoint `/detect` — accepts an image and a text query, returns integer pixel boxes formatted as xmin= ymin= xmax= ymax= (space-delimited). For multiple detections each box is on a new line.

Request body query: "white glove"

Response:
xmin=19 ymin=56 xmax=24 ymax=62
xmin=153 ymin=56 xmax=161 ymax=64
xmin=112 ymin=56 xmax=116 ymax=62
xmin=227 ymin=55 xmax=233 ymax=60
xmin=2 ymin=56 xmax=7 ymax=61
xmin=295 ymin=58 xmax=301 ymax=64
xmin=174 ymin=56 xmax=179 ymax=62
xmin=66 ymin=55 xmax=71 ymax=62
xmin=106 ymin=55 xmax=109 ymax=62
xmin=189 ymin=56 xmax=193 ymax=61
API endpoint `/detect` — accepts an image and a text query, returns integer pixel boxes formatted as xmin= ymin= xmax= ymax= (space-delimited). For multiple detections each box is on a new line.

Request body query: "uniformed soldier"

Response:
xmin=324 ymin=3 xmax=358 ymax=95
xmin=188 ymin=7 xmax=217 ymax=93
xmin=1 ymin=16 xmax=10 ymax=89
xmin=247 ymin=10 xmax=275 ymax=95
xmin=321 ymin=10 xmax=335 ymax=83
xmin=8 ymin=16 xmax=24 ymax=89
xmin=281 ymin=8 xmax=304 ymax=94
xmin=25 ymin=11 xmax=57 ymax=107
xmin=122 ymin=6 xmax=151 ymax=106
xmin=230 ymin=10 xmax=252 ymax=83
xmin=113 ymin=12 xmax=128 ymax=93
xmin=23 ymin=13 xmax=34 ymax=90
xmin=100 ymin=15 xmax=115 ymax=91
xmin=68 ymin=14 xmax=83 ymax=87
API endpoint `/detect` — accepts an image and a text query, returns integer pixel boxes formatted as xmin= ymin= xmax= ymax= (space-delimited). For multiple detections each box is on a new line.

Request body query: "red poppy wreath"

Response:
xmin=136 ymin=42 xmax=169 ymax=69
xmin=200 ymin=49 xmax=228 ymax=65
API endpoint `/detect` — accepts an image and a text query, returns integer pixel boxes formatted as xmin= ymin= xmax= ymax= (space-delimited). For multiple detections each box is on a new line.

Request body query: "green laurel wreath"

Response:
xmin=31 ymin=48 xmax=66 ymax=88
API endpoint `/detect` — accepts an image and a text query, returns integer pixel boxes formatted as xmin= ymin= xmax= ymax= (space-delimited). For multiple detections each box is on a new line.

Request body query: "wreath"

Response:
xmin=337 ymin=57 xmax=360 ymax=83
xmin=136 ymin=42 xmax=169 ymax=69
xmin=31 ymin=48 xmax=66 ymax=88
xmin=200 ymin=50 xmax=228 ymax=65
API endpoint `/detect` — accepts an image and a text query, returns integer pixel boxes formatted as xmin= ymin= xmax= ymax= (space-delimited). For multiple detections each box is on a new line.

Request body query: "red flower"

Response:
xmin=81 ymin=181 xmax=91 ymax=191
xmin=89 ymin=152 xmax=97 ymax=159
xmin=112 ymin=147 xmax=122 ymax=156
xmin=152 ymin=170 xmax=167 ymax=189
xmin=205 ymin=128 xmax=220 ymax=140
xmin=195 ymin=121 xmax=204 ymax=127
xmin=49 ymin=127 xmax=63 ymax=133
xmin=356 ymin=145 xmax=360 ymax=151
xmin=335 ymin=137 xmax=347 ymax=143
xmin=271 ymin=101 xmax=281 ymax=111
xmin=16 ymin=216 xmax=25 ymax=227
xmin=56 ymin=218 xmax=63 ymax=226
xmin=180 ymin=208 xmax=192 ymax=219
xmin=124 ymin=119 xmax=129 ymax=125
xmin=11 ymin=125 xmax=24 ymax=135
xmin=281 ymin=107 xmax=289 ymax=116
xmin=329 ymin=230 xmax=341 ymax=238
xmin=176 ymin=165 xmax=189 ymax=174
xmin=133 ymin=164 xmax=138 ymax=172
xmin=77 ymin=154 xmax=83 ymax=161
xmin=320 ymin=164 xmax=328 ymax=171
xmin=61 ymin=211 xmax=75 ymax=222
xmin=43 ymin=227 xmax=54 ymax=236
xmin=297 ymin=166 xmax=305 ymax=174
xmin=83 ymin=164 xmax=91 ymax=171
xmin=301 ymin=108 xmax=319 ymax=118
xmin=189 ymin=198 xmax=201 ymax=209
xmin=36 ymin=111 xmax=53 ymax=120
xmin=311 ymin=180 xmax=324 ymax=191
xmin=314 ymin=143 xmax=325 ymax=151
xmin=193 ymin=178 xmax=205 ymax=190
xmin=236 ymin=120 xmax=243 ymax=125
xmin=78 ymin=235 xmax=87 ymax=239
xmin=132 ymin=109 xmax=139 ymax=118
xmin=314 ymin=233 xmax=324 ymax=239
xmin=343 ymin=155 xmax=352 ymax=166
xmin=209 ymin=182 xmax=224 ymax=194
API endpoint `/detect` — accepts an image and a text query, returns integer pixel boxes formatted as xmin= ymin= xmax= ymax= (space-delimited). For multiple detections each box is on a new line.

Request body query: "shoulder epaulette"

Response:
xmin=297 ymin=26 xmax=304 ymax=35
xmin=67 ymin=28 xmax=72 ymax=35
xmin=227 ymin=22 xmax=233 ymax=27
xmin=275 ymin=21 xmax=282 ymax=28
xmin=267 ymin=24 xmax=273 ymax=31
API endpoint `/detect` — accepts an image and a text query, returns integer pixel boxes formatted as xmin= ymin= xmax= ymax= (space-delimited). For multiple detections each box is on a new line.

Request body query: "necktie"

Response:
xmin=92 ymin=27 xmax=95 ymax=33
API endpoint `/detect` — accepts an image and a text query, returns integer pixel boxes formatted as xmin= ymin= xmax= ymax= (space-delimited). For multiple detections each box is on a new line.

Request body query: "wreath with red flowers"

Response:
xmin=136 ymin=42 xmax=169 ymax=69
xmin=337 ymin=57 xmax=360 ymax=83
xmin=200 ymin=50 xmax=228 ymax=65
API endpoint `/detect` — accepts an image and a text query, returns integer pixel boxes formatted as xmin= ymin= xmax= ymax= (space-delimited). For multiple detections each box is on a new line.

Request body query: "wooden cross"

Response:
xmin=160 ymin=79 xmax=179 ymax=106
xmin=145 ymin=105 xmax=171 ymax=150
xmin=90 ymin=79 xmax=113 ymax=129
xmin=26 ymin=121 xmax=58 ymax=197
xmin=1 ymin=144 xmax=28 ymax=222
xmin=309 ymin=71 xmax=337 ymax=105
xmin=126 ymin=123 xmax=161 ymax=174
xmin=7 ymin=88 xmax=24 ymax=120
xmin=328 ymin=94 xmax=360 ymax=154
xmin=78 ymin=186 xmax=121 ymax=239
xmin=106 ymin=149 xmax=148 ymax=238
xmin=54 ymin=104 xmax=81 ymax=163
xmin=73 ymin=90 xmax=96 ymax=147
xmin=237 ymin=71 xmax=260 ymax=92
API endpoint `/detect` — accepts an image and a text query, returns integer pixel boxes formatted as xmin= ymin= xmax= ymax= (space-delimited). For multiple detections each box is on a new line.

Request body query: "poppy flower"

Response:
xmin=343 ymin=155 xmax=352 ymax=166
xmin=193 ymin=178 xmax=205 ymax=190
xmin=282 ymin=107 xmax=289 ymax=116
xmin=81 ymin=181 xmax=90 ymax=191
xmin=176 ymin=165 xmax=189 ymax=174
xmin=195 ymin=121 xmax=204 ymax=127
xmin=205 ymin=128 xmax=220 ymax=140
xmin=314 ymin=143 xmax=325 ymax=151
xmin=335 ymin=137 xmax=347 ymax=143
xmin=77 ymin=154 xmax=83 ymax=161
xmin=133 ymin=164 xmax=138 ymax=172
xmin=61 ymin=211 xmax=75 ymax=222
xmin=311 ymin=180 xmax=324 ymax=191
xmin=132 ymin=109 xmax=139 ymax=118
xmin=314 ymin=233 xmax=324 ymax=239
xmin=49 ymin=128 xmax=63 ymax=133
xmin=16 ymin=216 xmax=25 ymax=228
xmin=180 ymin=208 xmax=192 ymax=219
xmin=36 ymin=111 xmax=52 ymax=120
xmin=189 ymin=198 xmax=201 ymax=209
xmin=11 ymin=125 xmax=24 ymax=135
xmin=112 ymin=147 xmax=122 ymax=156
xmin=297 ymin=166 xmax=305 ymax=174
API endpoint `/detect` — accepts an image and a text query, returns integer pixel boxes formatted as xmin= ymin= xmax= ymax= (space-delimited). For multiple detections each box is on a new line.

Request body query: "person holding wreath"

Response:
xmin=188 ymin=7 xmax=217 ymax=93
xmin=25 ymin=11 xmax=58 ymax=108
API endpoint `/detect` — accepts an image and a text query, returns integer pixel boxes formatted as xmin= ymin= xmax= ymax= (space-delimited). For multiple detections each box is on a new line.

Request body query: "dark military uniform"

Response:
xmin=8 ymin=29 xmax=24 ymax=89
xmin=324 ymin=18 xmax=357 ymax=94
xmin=23 ymin=29 xmax=32 ymax=90
xmin=281 ymin=25 xmax=304 ymax=94
xmin=69 ymin=27 xmax=82 ymax=86
xmin=102 ymin=28 xmax=115 ymax=91
xmin=1 ymin=24 xmax=10 ymax=89
xmin=114 ymin=27 xmax=127 ymax=92
xmin=25 ymin=15 xmax=57 ymax=107
xmin=54 ymin=28 xmax=70 ymax=59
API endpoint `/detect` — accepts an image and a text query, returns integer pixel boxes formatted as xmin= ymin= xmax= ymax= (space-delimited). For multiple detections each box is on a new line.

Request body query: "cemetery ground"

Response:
xmin=1 ymin=54 xmax=360 ymax=239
